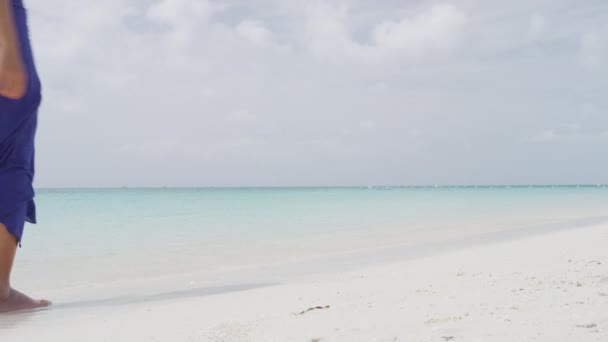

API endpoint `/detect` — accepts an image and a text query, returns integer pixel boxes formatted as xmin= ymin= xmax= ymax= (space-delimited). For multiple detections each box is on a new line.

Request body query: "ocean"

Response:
xmin=11 ymin=186 xmax=608 ymax=302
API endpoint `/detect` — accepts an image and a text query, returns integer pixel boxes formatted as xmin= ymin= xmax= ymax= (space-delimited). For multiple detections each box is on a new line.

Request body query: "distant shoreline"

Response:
xmin=35 ymin=184 xmax=608 ymax=191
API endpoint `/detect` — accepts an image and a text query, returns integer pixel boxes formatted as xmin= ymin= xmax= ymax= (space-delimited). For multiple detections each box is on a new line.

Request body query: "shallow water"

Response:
xmin=11 ymin=186 xmax=608 ymax=297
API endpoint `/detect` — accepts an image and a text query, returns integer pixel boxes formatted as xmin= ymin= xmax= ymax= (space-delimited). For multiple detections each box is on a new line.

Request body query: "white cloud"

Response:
xmin=303 ymin=2 xmax=467 ymax=64
xmin=529 ymin=124 xmax=608 ymax=143
xmin=578 ymin=31 xmax=606 ymax=70
xmin=528 ymin=14 xmax=547 ymax=39
xmin=226 ymin=109 xmax=254 ymax=123
xmin=358 ymin=119 xmax=376 ymax=130
xmin=199 ymin=86 xmax=216 ymax=98
xmin=236 ymin=20 xmax=272 ymax=45
xmin=234 ymin=19 xmax=290 ymax=52
xmin=371 ymin=4 xmax=467 ymax=56
xmin=118 ymin=140 xmax=181 ymax=159
xmin=146 ymin=0 xmax=213 ymax=44
xmin=304 ymin=1 xmax=372 ymax=63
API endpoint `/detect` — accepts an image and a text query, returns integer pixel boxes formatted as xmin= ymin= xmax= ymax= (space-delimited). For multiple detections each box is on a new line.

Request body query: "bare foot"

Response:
xmin=0 ymin=288 xmax=51 ymax=314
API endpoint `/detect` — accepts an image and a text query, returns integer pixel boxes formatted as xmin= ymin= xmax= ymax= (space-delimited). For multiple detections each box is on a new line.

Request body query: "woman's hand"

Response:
xmin=0 ymin=45 xmax=27 ymax=99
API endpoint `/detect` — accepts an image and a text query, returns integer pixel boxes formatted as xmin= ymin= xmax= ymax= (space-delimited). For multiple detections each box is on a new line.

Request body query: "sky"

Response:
xmin=25 ymin=0 xmax=608 ymax=187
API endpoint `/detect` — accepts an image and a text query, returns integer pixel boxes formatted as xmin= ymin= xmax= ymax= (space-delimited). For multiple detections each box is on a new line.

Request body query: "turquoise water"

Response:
xmin=11 ymin=186 xmax=608 ymax=295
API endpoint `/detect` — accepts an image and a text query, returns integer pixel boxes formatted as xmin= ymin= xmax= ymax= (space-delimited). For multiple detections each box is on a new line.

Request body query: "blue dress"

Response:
xmin=0 ymin=0 xmax=41 ymax=247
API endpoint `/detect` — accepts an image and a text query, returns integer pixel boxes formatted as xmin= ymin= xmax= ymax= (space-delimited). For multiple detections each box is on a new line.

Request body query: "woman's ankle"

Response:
xmin=0 ymin=285 xmax=11 ymax=300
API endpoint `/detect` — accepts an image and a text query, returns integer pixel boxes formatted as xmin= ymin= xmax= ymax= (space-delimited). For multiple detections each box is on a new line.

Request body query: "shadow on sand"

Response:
xmin=0 ymin=282 xmax=278 ymax=329
xmin=54 ymin=282 xmax=279 ymax=310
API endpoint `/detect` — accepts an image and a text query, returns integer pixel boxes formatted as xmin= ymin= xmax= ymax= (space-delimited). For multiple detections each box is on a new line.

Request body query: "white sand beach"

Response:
xmin=1 ymin=222 xmax=607 ymax=342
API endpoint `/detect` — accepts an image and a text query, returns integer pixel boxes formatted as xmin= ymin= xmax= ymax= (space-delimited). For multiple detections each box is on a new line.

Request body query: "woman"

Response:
xmin=0 ymin=0 xmax=50 ymax=313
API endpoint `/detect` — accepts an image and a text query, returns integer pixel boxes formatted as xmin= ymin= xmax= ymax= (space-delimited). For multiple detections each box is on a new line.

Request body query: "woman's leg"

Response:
xmin=0 ymin=223 xmax=17 ymax=295
xmin=0 ymin=223 xmax=50 ymax=313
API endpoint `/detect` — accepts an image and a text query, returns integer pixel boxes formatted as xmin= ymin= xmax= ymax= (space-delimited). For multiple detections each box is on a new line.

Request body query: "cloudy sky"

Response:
xmin=26 ymin=0 xmax=608 ymax=187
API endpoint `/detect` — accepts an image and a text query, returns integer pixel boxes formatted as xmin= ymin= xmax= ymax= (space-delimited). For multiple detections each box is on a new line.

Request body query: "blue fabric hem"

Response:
xmin=0 ymin=199 xmax=35 ymax=248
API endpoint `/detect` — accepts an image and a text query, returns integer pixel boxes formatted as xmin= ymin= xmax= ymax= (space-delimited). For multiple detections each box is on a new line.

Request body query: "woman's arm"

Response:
xmin=0 ymin=0 xmax=27 ymax=99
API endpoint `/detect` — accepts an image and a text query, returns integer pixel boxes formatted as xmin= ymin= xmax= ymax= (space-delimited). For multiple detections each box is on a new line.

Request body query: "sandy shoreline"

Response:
xmin=1 ymin=222 xmax=607 ymax=341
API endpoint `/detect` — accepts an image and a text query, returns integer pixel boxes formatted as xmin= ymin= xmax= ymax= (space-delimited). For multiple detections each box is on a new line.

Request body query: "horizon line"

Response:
xmin=35 ymin=184 xmax=608 ymax=190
